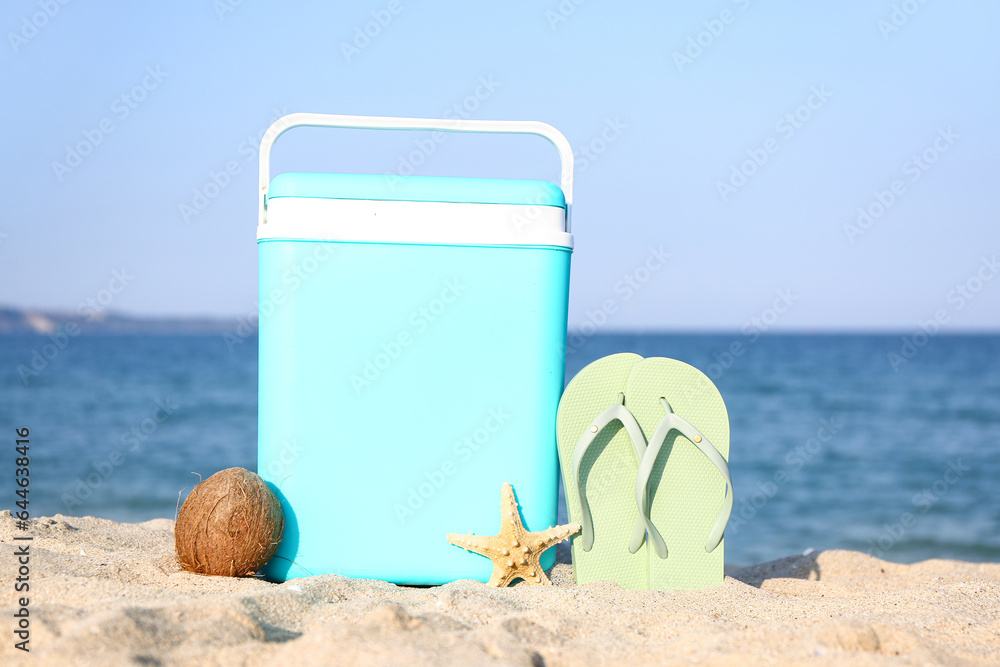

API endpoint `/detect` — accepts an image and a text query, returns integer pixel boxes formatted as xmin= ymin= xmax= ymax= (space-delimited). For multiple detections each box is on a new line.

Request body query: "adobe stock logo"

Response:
xmin=844 ymin=126 xmax=958 ymax=244
xmin=545 ymin=0 xmax=588 ymax=30
xmin=574 ymin=117 xmax=628 ymax=174
xmin=393 ymin=408 xmax=511 ymax=524
xmin=61 ymin=397 xmax=180 ymax=511
xmin=8 ymin=0 xmax=72 ymax=53
xmin=566 ymin=245 xmax=670 ymax=356
xmin=351 ymin=279 xmax=468 ymax=394
xmin=382 ymin=76 xmax=502 ymax=187
xmin=716 ymin=85 xmax=833 ymax=201
xmin=887 ymin=254 xmax=997 ymax=372
xmin=51 ymin=66 xmax=168 ymax=182
xmin=340 ymin=0 xmax=404 ymax=63
xmin=867 ymin=457 xmax=969 ymax=558
xmin=180 ymin=107 xmax=287 ymax=224
xmin=878 ymin=0 xmax=932 ymax=40
xmin=17 ymin=268 xmax=135 ymax=385
xmin=672 ymin=0 xmax=753 ymax=73
xmin=728 ymin=415 xmax=843 ymax=535
xmin=705 ymin=288 xmax=799 ymax=379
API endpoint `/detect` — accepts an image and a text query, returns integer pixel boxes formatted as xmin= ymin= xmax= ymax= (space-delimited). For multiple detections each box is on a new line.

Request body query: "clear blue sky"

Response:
xmin=2 ymin=0 xmax=998 ymax=330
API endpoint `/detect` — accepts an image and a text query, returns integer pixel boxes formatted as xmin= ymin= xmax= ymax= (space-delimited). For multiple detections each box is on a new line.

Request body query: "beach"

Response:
xmin=3 ymin=510 xmax=998 ymax=666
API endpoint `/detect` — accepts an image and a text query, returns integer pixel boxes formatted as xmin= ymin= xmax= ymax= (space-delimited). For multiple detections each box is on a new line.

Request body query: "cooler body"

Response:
xmin=257 ymin=171 xmax=573 ymax=584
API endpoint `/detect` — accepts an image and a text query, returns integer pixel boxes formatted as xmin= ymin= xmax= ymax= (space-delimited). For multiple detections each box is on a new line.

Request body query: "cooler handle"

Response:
xmin=258 ymin=113 xmax=574 ymax=231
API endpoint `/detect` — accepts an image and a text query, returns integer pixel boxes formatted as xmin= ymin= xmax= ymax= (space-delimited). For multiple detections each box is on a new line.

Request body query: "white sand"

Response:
xmin=2 ymin=510 xmax=998 ymax=665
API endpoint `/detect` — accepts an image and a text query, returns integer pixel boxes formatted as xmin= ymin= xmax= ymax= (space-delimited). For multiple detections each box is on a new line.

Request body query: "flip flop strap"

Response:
xmin=571 ymin=399 xmax=649 ymax=552
xmin=634 ymin=408 xmax=733 ymax=558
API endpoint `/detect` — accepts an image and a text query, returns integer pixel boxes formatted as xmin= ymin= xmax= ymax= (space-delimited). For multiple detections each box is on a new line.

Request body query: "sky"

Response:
xmin=2 ymin=0 xmax=998 ymax=331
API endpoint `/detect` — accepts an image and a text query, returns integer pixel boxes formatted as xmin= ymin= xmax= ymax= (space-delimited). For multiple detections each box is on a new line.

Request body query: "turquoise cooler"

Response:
xmin=256 ymin=114 xmax=575 ymax=584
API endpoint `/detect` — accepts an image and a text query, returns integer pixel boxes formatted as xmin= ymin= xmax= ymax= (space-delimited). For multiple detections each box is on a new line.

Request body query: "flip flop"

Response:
xmin=626 ymin=357 xmax=732 ymax=590
xmin=556 ymin=353 xmax=650 ymax=588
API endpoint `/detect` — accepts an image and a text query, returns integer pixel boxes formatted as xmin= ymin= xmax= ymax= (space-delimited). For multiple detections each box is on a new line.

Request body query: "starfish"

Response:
xmin=447 ymin=482 xmax=580 ymax=587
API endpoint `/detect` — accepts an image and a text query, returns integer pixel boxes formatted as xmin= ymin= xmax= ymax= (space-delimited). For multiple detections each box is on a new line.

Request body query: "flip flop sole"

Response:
xmin=626 ymin=357 xmax=730 ymax=590
xmin=556 ymin=353 xmax=647 ymax=588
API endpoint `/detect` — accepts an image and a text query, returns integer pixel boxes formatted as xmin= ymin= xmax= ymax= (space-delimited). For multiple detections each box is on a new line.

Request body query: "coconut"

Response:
xmin=175 ymin=467 xmax=284 ymax=577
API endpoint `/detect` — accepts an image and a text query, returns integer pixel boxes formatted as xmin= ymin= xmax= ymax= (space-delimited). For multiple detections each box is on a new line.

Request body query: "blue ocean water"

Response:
xmin=2 ymin=333 xmax=998 ymax=566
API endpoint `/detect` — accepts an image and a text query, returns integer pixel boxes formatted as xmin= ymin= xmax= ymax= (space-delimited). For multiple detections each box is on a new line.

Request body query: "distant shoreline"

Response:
xmin=0 ymin=307 xmax=240 ymax=336
xmin=2 ymin=307 xmax=998 ymax=336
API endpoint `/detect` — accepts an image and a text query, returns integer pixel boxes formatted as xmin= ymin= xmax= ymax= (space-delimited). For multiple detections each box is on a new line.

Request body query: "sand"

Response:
xmin=2 ymin=510 xmax=998 ymax=666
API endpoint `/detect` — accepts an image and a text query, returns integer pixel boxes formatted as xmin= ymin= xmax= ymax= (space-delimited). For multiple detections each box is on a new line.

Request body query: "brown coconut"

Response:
xmin=175 ymin=467 xmax=284 ymax=577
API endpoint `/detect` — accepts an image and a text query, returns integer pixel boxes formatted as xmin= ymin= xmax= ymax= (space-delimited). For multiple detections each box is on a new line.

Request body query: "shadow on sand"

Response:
xmin=727 ymin=550 xmax=823 ymax=588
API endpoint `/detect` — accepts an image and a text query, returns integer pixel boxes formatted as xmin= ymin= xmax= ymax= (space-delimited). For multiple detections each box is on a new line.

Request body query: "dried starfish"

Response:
xmin=447 ymin=482 xmax=580 ymax=587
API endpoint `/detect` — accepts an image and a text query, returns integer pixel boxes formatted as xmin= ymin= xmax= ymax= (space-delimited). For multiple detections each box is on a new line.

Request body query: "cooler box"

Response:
xmin=256 ymin=114 xmax=575 ymax=584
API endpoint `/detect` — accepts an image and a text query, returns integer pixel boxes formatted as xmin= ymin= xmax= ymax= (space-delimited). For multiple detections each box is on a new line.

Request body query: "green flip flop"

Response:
xmin=556 ymin=353 xmax=650 ymax=588
xmin=626 ymin=357 xmax=732 ymax=590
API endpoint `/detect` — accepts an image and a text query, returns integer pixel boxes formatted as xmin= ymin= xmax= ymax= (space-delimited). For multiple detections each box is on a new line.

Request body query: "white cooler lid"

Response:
xmin=258 ymin=173 xmax=572 ymax=248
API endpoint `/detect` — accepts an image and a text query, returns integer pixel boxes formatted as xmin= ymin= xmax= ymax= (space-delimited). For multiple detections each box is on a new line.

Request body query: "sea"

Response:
xmin=2 ymin=332 xmax=998 ymax=567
